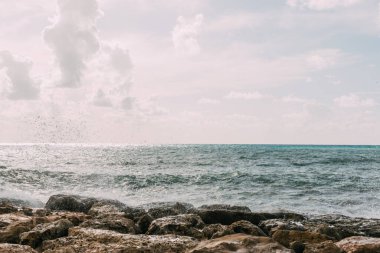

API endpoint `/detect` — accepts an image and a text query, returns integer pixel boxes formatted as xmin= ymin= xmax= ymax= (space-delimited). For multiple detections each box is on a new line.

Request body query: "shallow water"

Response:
xmin=0 ymin=144 xmax=379 ymax=218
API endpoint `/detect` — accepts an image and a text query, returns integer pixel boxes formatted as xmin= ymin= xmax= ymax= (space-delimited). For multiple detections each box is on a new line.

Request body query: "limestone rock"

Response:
xmin=42 ymin=227 xmax=198 ymax=253
xmin=139 ymin=202 xmax=194 ymax=219
xmin=147 ymin=214 xmax=205 ymax=239
xmin=187 ymin=233 xmax=293 ymax=253
xmin=304 ymin=241 xmax=342 ymax=253
xmin=272 ymin=229 xmax=334 ymax=248
xmin=20 ymin=218 xmax=73 ymax=248
xmin=0 ymin=243 xmax=37 ymax=253
xmin=0 ymin=214 xmax=34 ymax=243
xmin=335 ymin=236 xmax=380 ymax=253
xmin=198 ymin=204 xmax=251 ymax=212
xmin=202 ymin=224 xmax=234 ymax=239
xmin=80 ymin=215 xmax=138 ymax=234
xmin=229 ymin=220 xmax=267 ymax=236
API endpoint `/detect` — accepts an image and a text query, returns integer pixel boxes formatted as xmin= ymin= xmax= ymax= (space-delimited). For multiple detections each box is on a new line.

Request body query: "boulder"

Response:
xmin=20 ymin=218 xmax=74 ymax=248
xmin=80 ymin=215 xmax=138 ymax=234
xmin=0 ymin=243 xmax=37 ymax=253
xmin=0 ymin=202 xmax=18 ymax=214
xmin=202 ymin=224 xmax=233 ymax=239
xmin=259 ymin=219 xmax=307 ymax=236
xmin=335 ymin=236 xmax=380 ymax=253
xmin=0 ymin=214 xmax=34 ymax=243
xmin=45 ymin=194 xmax=126 ymax=213
xmin=304 ymin=241 xmax=342 ymax=253
xmin=229 ymin=220 xmax=267 ymax=236
xmin=198 ymin=204 xmax=251 ymax=212
xmin=147 ymin=214 xmax=205 ymax=239
xmin=187 ymin=233 xmax=293 ymax=253
xmin=139 ymin=202 xmax=194 ymax=219
xmin=193 ymin=209 xmax=263 ymax=225
xmin=42 ymin=227 xmax=198 ymax=253
xmin=272 ymin=229 xmax=334 ymax=248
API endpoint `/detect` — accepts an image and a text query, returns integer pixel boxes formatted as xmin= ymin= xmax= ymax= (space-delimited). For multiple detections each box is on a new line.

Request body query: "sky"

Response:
xmin=0 ymin=0 xmax=380 ymax=144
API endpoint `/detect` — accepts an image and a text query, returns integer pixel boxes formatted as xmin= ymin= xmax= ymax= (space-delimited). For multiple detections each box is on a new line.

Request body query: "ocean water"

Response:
xmin=0 ymin=144 xmax=379 ymax=218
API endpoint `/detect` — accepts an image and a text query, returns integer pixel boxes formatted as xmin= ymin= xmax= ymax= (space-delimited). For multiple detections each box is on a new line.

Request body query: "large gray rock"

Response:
xmin=187 ymin=233 xmax=293 ymax=253
xmin=272 ymin=229 xmax=334 ymax=248
xmin=42 ymin=227 xmax=198 ymax=253
xmin=80 ymin=215 xmax=138 ymax=234
xmin=139 ymin=202 xmax=195 ymax=219
xmin=147 ymin=214 xmax=205 ymax=239
xmin=20 ymin=218 xmax=74 ymax=248
xmin=198 ymin=204 xmax=251 ymax=212
xmin=45 ymin=194 xmax=126 ymax=213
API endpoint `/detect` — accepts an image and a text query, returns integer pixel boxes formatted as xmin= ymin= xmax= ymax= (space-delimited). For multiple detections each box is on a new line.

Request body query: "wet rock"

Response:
xmin=0 ymin=202 xmax=18 ymax=214
xmin=202 ymin=224 xmax=233 ymax=239
xmin=80 ymin=215 xmax=138 ymax=234
xmin=0 ymin=243 xmax=37 ymax=253
xmin=290 ymin=241 xmax=305 ymax=253
xmin=228 ymin=220 xmax=267 ymax=236
xmin=147 ymin=214 xmax=205 ymax=239
xmin=198 ymin=204 xmax=251 ymax=212
xmin=194 ymin=209 xmax=263 ymax=225
xmin=88 ymin=203 xmax=124 ymax=217
xmin=0 ymin=198 xmax=43 ymax=208
xmin=335 ymin=236 xmax=380 ymax=253
xmin=45 ymin=194 xmax=126 ymax=213
xmin=20 ymin=218 xmax=73 ymax=248
xmin=187 ymin=233 xmax=293 ymax=253
xmin=139 ymin=202 xmax=194 ymax=219
xmin=259 ymin=219 xmax=307 ymax=236
xmin=272 ymin=229 xmax=334 ymax=248
xmin=136 ymin=213 xmax=154 ymax=234
xmin=42 ymin=227 xmax=198 ymax=253
xmin=21 ymin=207 xmax=33 ymax=216
xmin=304 ymin=241 xmax=342 ymax=253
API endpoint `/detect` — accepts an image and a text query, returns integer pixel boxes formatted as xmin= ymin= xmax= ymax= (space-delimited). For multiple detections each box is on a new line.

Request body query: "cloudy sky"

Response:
xmin=0 ymin=0 xmax=379 ymax=144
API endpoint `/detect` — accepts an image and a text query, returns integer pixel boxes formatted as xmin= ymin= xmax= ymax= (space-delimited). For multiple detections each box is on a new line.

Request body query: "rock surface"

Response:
xmin=0 ymin=243 xmax=37 ymax=253
xmin=335 ymin=236 xmax=380 ymax=253
xmin=187 ymin=233 xmax=293 ymax=253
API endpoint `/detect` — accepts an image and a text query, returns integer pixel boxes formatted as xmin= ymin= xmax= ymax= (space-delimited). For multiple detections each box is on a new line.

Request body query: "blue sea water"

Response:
xmin=0 ymin=144 xmax=379 ymax=218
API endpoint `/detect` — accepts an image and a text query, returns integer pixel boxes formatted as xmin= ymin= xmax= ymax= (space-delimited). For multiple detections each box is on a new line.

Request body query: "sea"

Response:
xmin=0 ymin=144 xmax=379 ymax=218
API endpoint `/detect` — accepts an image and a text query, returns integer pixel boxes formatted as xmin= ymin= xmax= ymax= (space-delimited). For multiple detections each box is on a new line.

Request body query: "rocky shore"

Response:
xmin=1 ymin=194 xmax=380 ymax=252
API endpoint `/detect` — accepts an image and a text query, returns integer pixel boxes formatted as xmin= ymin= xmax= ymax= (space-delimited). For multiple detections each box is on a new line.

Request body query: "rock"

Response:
xmin=194 ymin=209 xmax=263 ymax=225
xmin=202 ymin=224 xmax=233 ymax=239
xmin=0 ymin=214 xmax=34 ymax=243
xmin=139 ymin=202 xmax=194 ymax=219
xmin=0 ymin=202 xmax=18 ymax=214
xmin=304 ymin=241 xmax=342 ymax=253
xmin=228 ymin=220 xmax=267 ymax=236
xmin=20 ymin=218 xmax=74 ymax=248
xmin=80 ymin=215 xmax=138 ymax=234
xmin=259 ymin=219 xmax=307 ymax=236
xmin=198 ymin=204 xmax=251 ymax=212
xmin=290 ymin=241 xmax=305 ymax=253
xmin=136 ymin=213 xmax=154 ymax=234
xmin=0 ymin=165 xmax=6 ymax=169
xmin=45 ymin=194 xmax=126 ymax=213
xmin=272 ymin=229 xmax=334 ymax=248
xmin=147 ymin=214 xmax=205 ymax=239
xmin=0 ymin=243 xmax=37 ymax=253
xmin=88 ymin=203 xmax=124 ymax=217
xmin=42 ymin=227 xmax=198 ymax=253
xmin=0 ymin=198 xmax=43 ymax=208
xmin=21 ymin=207 xmax=33 ymax=216
xmin=187 ymin=233 xmax=293 ymax=253
xmin=335 ymin=236 xmax=380 ymax=253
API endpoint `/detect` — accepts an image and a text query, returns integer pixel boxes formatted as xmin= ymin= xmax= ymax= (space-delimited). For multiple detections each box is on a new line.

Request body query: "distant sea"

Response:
xmin=0 ymin=144 xmax=379 ymax=218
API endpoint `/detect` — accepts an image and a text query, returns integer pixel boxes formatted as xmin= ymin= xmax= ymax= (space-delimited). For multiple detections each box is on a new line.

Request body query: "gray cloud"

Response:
xmin=0 ymin=51 xmax=40 ymax=100
xmin=44 ymin=0 xmax=101 ymax=87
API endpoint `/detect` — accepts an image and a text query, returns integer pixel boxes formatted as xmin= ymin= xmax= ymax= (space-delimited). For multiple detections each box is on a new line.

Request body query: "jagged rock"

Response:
xmin=42 ymin=227 xmax=198 ymax=253
xmin=88 ymin=203 xmax=125 ymax=217
xmin=193 ymin=209 xmax=263 ymax=225
xmin=80 ymin=215 xmax=138 ymax=234
xmin=335 ymin=236 xmax=380 ymax=253
xmin=229 ymin=220 xmax=267 ymax=236
xmin=198 ymin=204 xmax=251 ymax=212
xmin=202 ymin=224 xmax=233 ymax=239
xmin=290 ymin=241 xmax=305 ymax=253
xmin=20 ymin=218 xmax=73 ymax=248
xmin=0 ymin=243 xmax=37 ymax=253
xmin=136 ymin=213 xmax=154 ymax=234
xmin=0 ymin=214 xmax=34 ymax=243
xmin=0 ymin=202 xmax=18 ymax=214
xmin=259 ymin=219 xmax=307 ymax=236
xmin=147 ymin=214 xmax=205 ymax=239
xmin=45 ymin=194 xmax=126 ymax=213
xmin=304 ymin=241 xmax=342 ymax=253
xmin=0 ymin=198 xmax=43 ymax=208
xmin=187 ymin=233 xmax=293 ymax=253
xmin=272 ymin=229 xmax=334 ymax=248
xmin=138 ymin=202 xmax=194 ymax=219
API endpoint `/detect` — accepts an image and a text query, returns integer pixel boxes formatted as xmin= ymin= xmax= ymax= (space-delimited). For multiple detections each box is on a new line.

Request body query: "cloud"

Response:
xmin=287 ymin=0 xmax=363 ymax=10
xmin=306 ymin=49 xmax=345 ymax=70
xmin=92 ymin=89 xmax=112 ymax=107
xmin=206 ymin=12 xmax=258 ymax=32
xmin=172 ymin=14 xmax=203 ymax=55
xmin=0 ymin=51 xmax=40 ymax=100
xmin=44 ymin=0 xmax=101 ymax=87
xmin=334 ymin=94 xmax=377 ymax=108
xmin=197 ymin=98 xmax=220 ymax=105
xmin=225 ymin=91 xmax=264 ymax=100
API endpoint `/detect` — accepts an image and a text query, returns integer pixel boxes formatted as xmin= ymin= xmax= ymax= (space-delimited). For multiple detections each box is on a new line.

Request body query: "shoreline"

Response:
xmin=1 ymin=194 xmax=380 ymax=252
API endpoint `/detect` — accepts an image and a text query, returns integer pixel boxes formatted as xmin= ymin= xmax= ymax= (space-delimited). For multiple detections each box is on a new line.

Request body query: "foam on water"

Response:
xmin=0 ymin=144 xmax=379 ymax=217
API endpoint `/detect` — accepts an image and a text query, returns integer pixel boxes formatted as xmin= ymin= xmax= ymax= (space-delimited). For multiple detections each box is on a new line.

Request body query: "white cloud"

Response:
xmin=334 ymin=94 xmax=377 ymax=108
xmin=172 ymin=14 xmax=203 ymax=55
xmin=0 ymin=51 xmax=40 ymax=100
xmin=306 ymin=49 xmax=345 ymax=70
xmin=206 ymin=12 xmax=258 ymax=32
xmin=197 ymin=98 xmax=220 ymax=105
xmin=287 ymin=0 xmax=363 ymax=10
xmin=92 ymin=89 xmax=112 ymax=107
xmin=44 ymin=0 xmax=101 ymax=87
xmin=225 ymin=91 xmax=264 ymax=100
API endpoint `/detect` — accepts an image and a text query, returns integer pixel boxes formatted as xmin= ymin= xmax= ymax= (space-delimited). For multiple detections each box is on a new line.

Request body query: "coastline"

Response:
xmin=1 ymin=194 xmax=380 ymax=252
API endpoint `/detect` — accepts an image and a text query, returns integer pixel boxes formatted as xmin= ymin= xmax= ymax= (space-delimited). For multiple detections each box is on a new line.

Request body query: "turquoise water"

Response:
xmin=0 ymin=144 xmax=379 ymax=218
